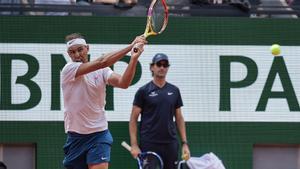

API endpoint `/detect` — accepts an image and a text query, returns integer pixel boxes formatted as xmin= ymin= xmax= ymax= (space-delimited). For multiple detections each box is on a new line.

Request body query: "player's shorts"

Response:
xmin=140 ymin=141 xmax=179 ymax=169
xmin=62 ymin=129 xmax=113 ymax=169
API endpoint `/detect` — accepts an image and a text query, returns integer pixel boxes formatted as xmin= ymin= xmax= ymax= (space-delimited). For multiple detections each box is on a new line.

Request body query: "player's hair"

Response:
xmin=65 ymin=33 xmax=85 ymax=43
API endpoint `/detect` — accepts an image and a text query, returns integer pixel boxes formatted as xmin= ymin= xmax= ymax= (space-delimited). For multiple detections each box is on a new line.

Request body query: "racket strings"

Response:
xmin=151 ymin=0 xmax=167 ymax=34
xmin=140 ymin=154 xmax=163 ymax=169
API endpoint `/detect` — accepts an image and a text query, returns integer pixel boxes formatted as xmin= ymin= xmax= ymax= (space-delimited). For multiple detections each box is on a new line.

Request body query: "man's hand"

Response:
xmin=131 ymin=35 xmax=147 ymax=46
xmin=181 ymin=144 xmax=191 ymax=160
xmin=130 ymin=144 xmax=141 ymax=159
xmin=131 ymin=42 xmax=144 ymax=58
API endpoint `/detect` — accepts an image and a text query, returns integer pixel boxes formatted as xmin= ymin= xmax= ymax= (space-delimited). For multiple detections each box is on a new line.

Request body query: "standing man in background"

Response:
xmin=61 ymin=32 xmax=147 ymax=169
xmin=129 ymin=53 xmax=190 ymax=169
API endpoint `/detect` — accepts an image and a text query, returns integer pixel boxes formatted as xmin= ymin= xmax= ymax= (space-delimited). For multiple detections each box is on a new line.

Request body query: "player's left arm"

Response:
xmin=175 ymin=108 xmax=191 ymax=159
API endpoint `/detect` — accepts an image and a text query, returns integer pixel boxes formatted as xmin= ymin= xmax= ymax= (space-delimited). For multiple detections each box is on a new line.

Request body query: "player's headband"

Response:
xmin=66 ymin=38 xmax=87 ymax=49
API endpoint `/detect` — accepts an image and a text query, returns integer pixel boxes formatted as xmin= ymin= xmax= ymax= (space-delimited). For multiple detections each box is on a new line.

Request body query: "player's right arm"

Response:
xmin=75 ymin=36 xmax=147 ymax=78
xmin=107 ymin=43 xmax=145 ymax=89
xmin=129 ymin=105 xmax=142 ymax=158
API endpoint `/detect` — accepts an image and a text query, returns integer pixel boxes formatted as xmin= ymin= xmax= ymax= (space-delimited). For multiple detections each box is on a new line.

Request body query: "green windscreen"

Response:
xmin=1 ymin=16 xmax=300 ymax=169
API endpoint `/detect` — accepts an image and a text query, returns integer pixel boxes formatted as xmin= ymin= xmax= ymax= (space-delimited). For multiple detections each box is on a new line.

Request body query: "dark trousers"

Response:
xmin=140 ymin=141 xmax=179 ymax=169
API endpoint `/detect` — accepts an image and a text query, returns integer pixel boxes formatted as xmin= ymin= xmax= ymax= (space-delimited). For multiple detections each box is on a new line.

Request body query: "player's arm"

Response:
xmin=75 ymin=36 xmax=147 ymax=78
xmin=175 ymin=108 xmax=191 ymax=159
xmin=108 ymin=43 xmax=144 ymax=89
xmin=129 ymin=105 xmax=142 ymax=158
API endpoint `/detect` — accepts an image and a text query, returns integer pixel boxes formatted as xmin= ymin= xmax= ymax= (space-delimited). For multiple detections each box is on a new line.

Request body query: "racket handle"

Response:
xmin=133 ymin=47 xmax=138 ymax=53
xmin=121 ymin=141 xmax=132 ymax=151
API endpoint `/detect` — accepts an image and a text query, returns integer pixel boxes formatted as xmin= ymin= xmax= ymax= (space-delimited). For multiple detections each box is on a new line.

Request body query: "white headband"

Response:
xmin=66 ymin=38 xmax=87 ymax=49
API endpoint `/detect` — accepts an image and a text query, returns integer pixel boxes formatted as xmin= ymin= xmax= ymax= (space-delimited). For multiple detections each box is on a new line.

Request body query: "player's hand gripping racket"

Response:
xmin=133 ymin=0 xmax=168 ymax=52
xmin=121 ymin=141 xmax=164 ymax=169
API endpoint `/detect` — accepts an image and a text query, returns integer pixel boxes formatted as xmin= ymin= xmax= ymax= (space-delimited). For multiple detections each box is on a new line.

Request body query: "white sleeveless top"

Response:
xmin=61 ymin=62 xmax=113 ymax=134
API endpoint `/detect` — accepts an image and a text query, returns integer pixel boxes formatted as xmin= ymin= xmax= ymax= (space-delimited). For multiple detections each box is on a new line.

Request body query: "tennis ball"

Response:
xmin=182 ymin=153 xmax=189 ymax=161
xmin=270 ymin=44 xmax=281 ymax=56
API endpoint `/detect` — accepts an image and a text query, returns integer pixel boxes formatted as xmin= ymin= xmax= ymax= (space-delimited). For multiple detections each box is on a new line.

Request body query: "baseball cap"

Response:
xmin=152 ymin=53 xmax=169 ymax=64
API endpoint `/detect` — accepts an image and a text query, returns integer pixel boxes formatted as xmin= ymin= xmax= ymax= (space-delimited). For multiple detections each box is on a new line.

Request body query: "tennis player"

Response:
xmin=129 ymin=53 xmax=190 ymax=169
xmin=62 ymin=33 xmax=147 ymax=169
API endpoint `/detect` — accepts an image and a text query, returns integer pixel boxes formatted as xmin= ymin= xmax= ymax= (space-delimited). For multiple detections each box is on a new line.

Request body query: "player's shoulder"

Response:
xmin=62 ymin=62 xmax=80 ymax=69
xmin=62 ymin=62 xmax=81 ymax=74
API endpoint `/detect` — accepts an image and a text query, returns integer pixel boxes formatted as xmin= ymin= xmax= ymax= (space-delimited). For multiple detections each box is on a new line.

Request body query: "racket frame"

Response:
xmin=137 ymin=151 xmax=164 ymax=169
xmin=121 ymin=141 xmax=164 ymax=169
xmin=143 ymin=0 xmax=168 ymax=38
xmin=133 ymin=0 xmax=168 ymax=52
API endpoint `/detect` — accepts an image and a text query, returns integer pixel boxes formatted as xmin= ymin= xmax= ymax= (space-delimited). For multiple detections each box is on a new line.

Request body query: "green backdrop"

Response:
xmin=0 ymin=16 xmax=300 ymax=169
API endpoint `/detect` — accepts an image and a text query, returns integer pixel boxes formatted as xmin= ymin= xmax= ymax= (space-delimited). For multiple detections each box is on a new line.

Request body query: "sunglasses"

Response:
xmin=156 ymin=62 xmax=170 ymax=68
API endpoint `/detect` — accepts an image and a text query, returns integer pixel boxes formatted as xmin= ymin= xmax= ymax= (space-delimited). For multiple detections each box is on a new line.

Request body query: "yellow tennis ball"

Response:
xmin=182 ymin=153 xmax=189 ymax=161
xmin=270 ymin=44 xmax=281 ymax=56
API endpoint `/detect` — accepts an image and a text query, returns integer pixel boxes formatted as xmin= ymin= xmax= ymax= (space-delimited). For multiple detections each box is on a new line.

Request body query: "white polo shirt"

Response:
xmin=61 ymin=62 xmax=113 ymax=134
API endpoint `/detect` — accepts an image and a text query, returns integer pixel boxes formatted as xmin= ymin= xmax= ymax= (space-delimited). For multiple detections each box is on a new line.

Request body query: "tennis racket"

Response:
xmin=134 ymin=0 xmax=169 ymax=52
xmin=121 ymin=141 xmax=164 ymax=169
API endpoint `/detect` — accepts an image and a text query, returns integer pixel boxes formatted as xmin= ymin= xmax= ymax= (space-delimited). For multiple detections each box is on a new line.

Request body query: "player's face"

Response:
xmin=67 ymin=45 xmax=89 ymax=63
xmin=151 ymin=60 xmax=169 ymax=78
